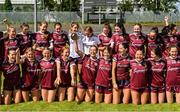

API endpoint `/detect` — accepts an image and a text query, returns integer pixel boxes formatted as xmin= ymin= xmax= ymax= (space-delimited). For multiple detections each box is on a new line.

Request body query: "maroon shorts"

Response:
xmin=95 ymin=85 xmax=112 ymax=94
xmin=166 ymin=86 xmax=180 ymax=93
xmin=69 ymin=57 xmax=83 ymax=64
xmin=151 ymin=85 xmax=165 ymax=93
xmin=77 ymin=82 xmax=94 ymax=89
xmin=131 ymin=86 xmax=150 ymax=93
xmin=3 ymin=79 xmax=21 ymax=91
xmin=59 ymin=83 xmax=72 ymax=88
xmin=21 ymin=84 xmax=39 ymax=92
xmin=116 ymin=79 xmax=130 ymax=89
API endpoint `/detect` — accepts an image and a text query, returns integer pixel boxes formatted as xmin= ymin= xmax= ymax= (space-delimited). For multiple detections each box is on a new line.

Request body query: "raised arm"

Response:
xmin=16 ymin=48 xmax=24 ymax=64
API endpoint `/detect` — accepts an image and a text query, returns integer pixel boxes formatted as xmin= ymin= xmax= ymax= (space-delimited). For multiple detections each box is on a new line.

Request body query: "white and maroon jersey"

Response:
xmin=69 ymin=32 xmax=84 ymax=58
xmin=130 ymin=59 xmax=150 ymax=89
xmin=1 ymin=61 xmax=20 ymax=82
xmin=17 ymin=32 xmax=33 ymax=55
xmin=148 ymin=58 xmax=166 ymax=87
xmin=81 ymin=55 xmax=99 ymax=86
xmin=129 ymin=33 xmax=147 ymax=58
xmin=98 ymin=33 xmax=111 ymax=47
xmin=40 ymin=58 xmax=56 ymax=89
xmin=111 ymin=33 xmax=129 ymax=53
xmin=33 ymin=31 xmax=52 ymax=59
xmin=95 ymin=58 xmax=112 ymax=87
xmin=22 ymin=58 xmax=41 ymax=87
xmin=166 ymin=57 xmax=180 ymax=87
xmin=56 ymin=57 xmax=75 ymax=85
xmin=51 ymin=31 xmax=69 ymax=58
xmin=113 ymin=54 xmax=131 ymax=80
xmin=82 ymin=35 xmax=100 ymax=54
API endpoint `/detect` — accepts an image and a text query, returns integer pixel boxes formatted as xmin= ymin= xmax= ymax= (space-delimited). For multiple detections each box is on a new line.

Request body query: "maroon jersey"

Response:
xmin=113 ymin=54 xmax=131 ymax=80
xmin=111 ymin=33 xmax=129 ymax=53
xmin=95 ymin=58 xmax=112 ymax=87
xmin=130 ymin=59 xmax=150 ymax=89
xmin=166 ymin=57 xmax=180 ymax=87
xmin=81 ymin=55 xmax=99 ymax=86
xmin=40 ymin=58 xmax=57 ymax=89
xmin=98 ymin=34 xmax=111 ymax=47
xmin=129 ymin=33 xmax=146 ymax=58
xmin=3 ymin=37 xmax=20 ymax=60
xmin=17 ymin=33 xmax=33 ymax=55
xmin=1 ymin=61 xmax=21 ymax=88
xmin=149 ymin=58 xmax=166 ymax=87
xmin=56 ymin=57 xmax=75 ymax=85
xmin=0 ymin=31 xmax=4 ymax=63
xmin=33 ymin=31 xmax=51 ymax=60
xmin=51 ymin=31 xmax=68 ymax=58
xmin=21 ymin=59 xmax=41 ymax=88
xmin=162 ymin=35 xmax=180 ymax=58
xmin=147 ymin=37 xmax=158 ymax=58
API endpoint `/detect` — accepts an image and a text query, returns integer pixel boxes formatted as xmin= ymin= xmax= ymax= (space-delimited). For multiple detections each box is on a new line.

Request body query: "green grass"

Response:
xmin=0 ymin=101 xmax=179 ymax=111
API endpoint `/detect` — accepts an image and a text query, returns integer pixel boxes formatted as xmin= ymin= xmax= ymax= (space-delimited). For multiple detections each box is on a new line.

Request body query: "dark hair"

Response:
xmin=114 ymin=22 xmax=127 ymax=36
xmin=54 ymin=22 xmax=62 ymax=28
xmin=84 ymin=26 xmax=93 ymax=33
xmin=168 ymin=45 xmax=179 ymax=53
xmin=20 ymin=23 xmax=29 ymax=29
xmin=90 ymin=45 xmax=98 ymax=51
xmin=152 ymin=47 xmax=162 ymax=58
xmin=161 ymin=26 xmax=169 ymax=35
xmin=103 ymin=46 xmax=112 ymax=55
xmin=103 ymin=23 xmax=112 ymax=38
xmin=150 ymin=27 xmax=159 ymax=34
xmin=8 ymin=48 xmax=15 ymax=55
xmin=39 ymin=21 xmax=48 ymax=26
xmin=134 ymin=23 xmax=142 ymax=30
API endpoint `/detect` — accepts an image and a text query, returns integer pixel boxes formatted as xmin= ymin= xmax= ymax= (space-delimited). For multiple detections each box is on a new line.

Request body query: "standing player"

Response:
xmin=130 ymin=49 xmax=150 ymax=105
xmin=95 ymin=46 xmax=112 ymax=104
xmin=73 ymin=36 xmax=99 ymax=103
xmin=33 ymin=21 xmax=53 ymax=60
xmin=56 ymin=47 xmax=76 ymax=102
xmin=82 ymin=26 xmax=100 ymax=54
xmin=98 ymin=23 xmax=113 ymax=57
xmin=17 ymin=23 xmax=33 ymax=55
xmin=129 ymin=24 xmax=147 ymax=58
xmin=166 ymin=45 xmax=180 ymax=104
xmin=111 ymin=23 xmax=129 ymax=54
xmin=40 ymin=48 xmax=59 ymax=103
xmin=149 ymin=47 xmax=166 ymax=104
xmin=112 ymin=43 xmax=131 ymax=104
xmin=51 ymin=22 xmax=69 ymax=58
xmin=1 ymin=49 xmax=21 ymax=105
xmin=2 ymin=26 xmax=20 ymax=61
xmin=16 ymin=48 xmax=41 ymax=102
xmin=68 ymin=22 xmax=84 ymax=84
xmin=147 ymin=27 xmax=163 ymax=58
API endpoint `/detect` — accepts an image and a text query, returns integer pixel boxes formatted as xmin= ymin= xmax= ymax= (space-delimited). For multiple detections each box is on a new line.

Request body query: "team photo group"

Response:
xmin=0 ymin=17 xmax=180 ymax=105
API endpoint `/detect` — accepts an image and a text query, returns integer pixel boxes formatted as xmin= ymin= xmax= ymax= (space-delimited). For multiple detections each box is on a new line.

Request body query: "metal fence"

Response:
xmin=0 ymin=11 xmax=180 ymax=24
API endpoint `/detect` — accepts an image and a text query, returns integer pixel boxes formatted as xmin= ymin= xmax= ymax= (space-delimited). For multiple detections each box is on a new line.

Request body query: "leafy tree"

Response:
xmin=4 ymin=0 xmax=13 ymax=11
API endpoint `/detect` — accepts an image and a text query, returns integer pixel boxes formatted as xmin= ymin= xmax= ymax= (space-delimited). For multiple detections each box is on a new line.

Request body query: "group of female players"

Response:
xmin=0 ymin=16 xmax=180 ymax=105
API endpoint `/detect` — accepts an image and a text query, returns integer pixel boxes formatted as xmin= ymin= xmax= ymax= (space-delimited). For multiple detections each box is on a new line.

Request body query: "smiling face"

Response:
xmin=42 ymin=49 xmax=51 ymax=60
xmin=40 ymin=23 xmax=48 ymax=33
xmin=89 ymin=46 xmax=97 ymax=58
xmin=22 ymin=26 xmax=29 ymax=35
xmin=103 ymin=48 xmax=110 ymax=60
xmin=26 ymin=51 xmax=34 ymax=61
xmin=114 ymin=26 xmax=122 ymax=33
xmin=71 ymin=24 xmax=79 ymax=33
xmin=149 ymin=31 xmax=157 ymax=40
xmin=169 ymin=47 xmax=178 ymax=59
xmin=135 ymin=50 xmax=144 ymax=62
xmin=62 ymin=48 xmax=70 ymax=58
xmin=8 ymin=27 xmax=16 ymax=38
xmin=55 ymin=24 xmax=62 ymax=33
xmin=8 ymin=50 xmax=16 ymax=62
xmin=118 ymin=44 xmax=127 ymax=55
xmin=133 ymin=25 xmax=141 ymax=34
